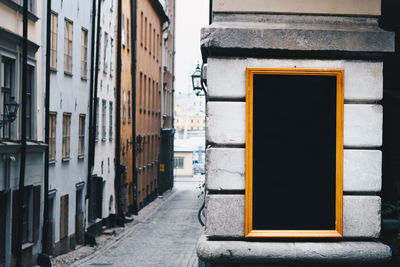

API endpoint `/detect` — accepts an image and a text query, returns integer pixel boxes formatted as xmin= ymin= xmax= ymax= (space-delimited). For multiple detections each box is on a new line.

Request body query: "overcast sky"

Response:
xmin=174 ymin=0 xmax=209 ymax=95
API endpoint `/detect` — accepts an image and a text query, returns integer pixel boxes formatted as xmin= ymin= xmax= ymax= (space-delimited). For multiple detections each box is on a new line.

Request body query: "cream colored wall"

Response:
xmin=0 ymin=2 xmax=43 ymax=141
xmin=174 ymin=151 xmax=193 ymax=176
xmin=213 ymin=0 xmax=381 ymax=16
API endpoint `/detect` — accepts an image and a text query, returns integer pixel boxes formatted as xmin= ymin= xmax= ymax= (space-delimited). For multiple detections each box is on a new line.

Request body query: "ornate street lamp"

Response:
xmin=0 ymin=96 xmax=19 ymax=129
xmin=191 ymin=63 xmax=207 ymax=96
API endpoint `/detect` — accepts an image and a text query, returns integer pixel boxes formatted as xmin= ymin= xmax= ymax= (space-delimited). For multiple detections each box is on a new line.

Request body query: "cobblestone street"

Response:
xmin=73 ymin=178 xmax=204 ymax=267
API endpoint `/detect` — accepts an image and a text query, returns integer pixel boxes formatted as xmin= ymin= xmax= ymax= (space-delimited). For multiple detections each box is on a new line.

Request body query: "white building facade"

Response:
xmin=47 ymin=0 xmax=91 ymax=256
xmin=91 ymin=0 xmax=116 ymax=227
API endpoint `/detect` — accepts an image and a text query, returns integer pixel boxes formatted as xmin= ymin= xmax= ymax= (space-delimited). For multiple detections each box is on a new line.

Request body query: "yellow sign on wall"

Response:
xmin=159 ymin=164 xmax=165 ymax=172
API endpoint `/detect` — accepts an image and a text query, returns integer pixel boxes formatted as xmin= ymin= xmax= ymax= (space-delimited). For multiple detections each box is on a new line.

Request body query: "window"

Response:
xmin=50 ymin=12 xmax=58 ymax=69
xmin=153 ymin=29 xmax=155 ymax=58
xmin=144 ymin=17 xmax=147 ymax=49
xmin=149 ymin=23 xmax=152 ymax=55
xmin=49 ymin=112 xmax=56 ymax=161
xmin=62 ymin=113 xmax=71 ymax=159
xmin=126 ymin=19 xmax=129 ymax=50
xmin=109 ymin=102 xmax=113 ymax=139
xmin=26 ymin=66 xmax=34 ymax=139
xmin=103 ymin=32 xmax=108 ymax=72
xmin=128 ymin=91 xmax=131 ymax=123
xmin=110 ymin=38 xmax=114 ymax=75
xmin=1 ymin=57 xmax=13 ymax=139
xmin=174 ymin=157 xmax=184 ymax=169
xmin=81 ymin=28 xmax=88 ymax=78
xmin=102 ymin=100 xmax=106 ymax=139
xmin=123 ymin=90 xmax=126 ymax=124
xmin=78 ymin=114 xmax=85 ymax=156
xmin=156 ymin=33 xmax=159 ymax=61
xmin=122 ymin=14 xmax=125 ymax=46
xmin=140 ymin=12 xmax=143 ymax=46
xmin=110 ymin=0 xmax=113 ymax=10
xmin=22 ymin=186 xmax=32 ymax=243
xmin=64 ymin=19 xmax=73 ymax=74
xmin=95 ymin=98 xmax=99 ymax=139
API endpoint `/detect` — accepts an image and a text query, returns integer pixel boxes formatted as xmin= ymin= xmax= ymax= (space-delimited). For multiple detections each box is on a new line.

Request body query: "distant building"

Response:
xmin=0 ymin=0 xmax=45 ymax=266
xmin=159 ymin=0 xmax=175 ymax=195
xmin=174 ymin=137 xmax=205 ymax=177
xmin=174 ymin=91 xmax=205 ymax=138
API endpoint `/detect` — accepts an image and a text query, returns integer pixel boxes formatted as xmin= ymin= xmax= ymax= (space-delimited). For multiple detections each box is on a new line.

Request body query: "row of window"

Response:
xmin=1 ymin=57 xmax=35 ymax=140
xmin=51 ymin=12 xmax=104 ymax=78
xmin=139 ymin=11 xmax=161 ymax=61
xmin=138 ymin=72 xmax=159 ymax=113
xmin=49 ymin=113 xmax=85 ymax=161
xmin=95 ymin=99 xmax=113 ymax=140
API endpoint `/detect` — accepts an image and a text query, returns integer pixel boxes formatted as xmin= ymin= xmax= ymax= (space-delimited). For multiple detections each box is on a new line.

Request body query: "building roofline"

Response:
xmin=149 ymin=0 xmax=169 ymax=23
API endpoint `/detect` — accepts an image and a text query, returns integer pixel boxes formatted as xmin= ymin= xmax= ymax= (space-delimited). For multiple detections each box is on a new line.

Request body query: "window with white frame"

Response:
xmin=95 ymin=98 xmax=99 ymax=139
xmin=109 ymin=101 xmax=113 ymax=140
xmin=174 ymin=157 xmax=184 ymax=169
xmin=110 ymin=38 xmax=114 ymax=75
xmin=78 ymin=114 xmax=85 ymax=156
xmin=102 ymin=100 xmax=106 ymax=140
xmin=49 ymin=112 xmax=56 ymax=161
xmin=26 ymin=66 xmax=34 ymax=140
xmin=1 ymin=57 xmax=14 ymax=139
xmin=50 ymin=12 xmax=58 ymax=70
xmin=64 ymin=19 xmax=73 ymax=74
xmin=103 ymin=32 xmax=108 ymax=72
xmin=81 ymin=28 xmax=88 ymax=78
xmin=62 ymin=113 xmax=71 ymax=159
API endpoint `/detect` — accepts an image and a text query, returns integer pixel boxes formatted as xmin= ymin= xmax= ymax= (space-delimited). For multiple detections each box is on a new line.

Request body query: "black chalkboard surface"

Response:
xmin=245 ymin=68 xmax=343 ymax=238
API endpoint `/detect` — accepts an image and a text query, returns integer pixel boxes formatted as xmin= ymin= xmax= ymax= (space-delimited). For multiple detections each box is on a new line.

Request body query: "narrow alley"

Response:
xmin=73 ymin=179 xmax=204 ymax=267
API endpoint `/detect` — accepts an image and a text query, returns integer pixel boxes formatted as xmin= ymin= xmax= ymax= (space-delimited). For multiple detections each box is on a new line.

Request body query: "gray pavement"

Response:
xmin=76 ymin=179 xmax=205 ymax=267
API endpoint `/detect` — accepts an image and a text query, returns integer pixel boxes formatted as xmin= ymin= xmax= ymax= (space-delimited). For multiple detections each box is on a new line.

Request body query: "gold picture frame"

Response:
xmin=245 ymin=67 xmax=344 ymax=238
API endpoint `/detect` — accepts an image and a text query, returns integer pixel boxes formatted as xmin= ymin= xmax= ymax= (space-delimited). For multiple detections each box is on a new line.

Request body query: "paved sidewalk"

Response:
xmin=73 ymin=180 xmax=205 ymax=267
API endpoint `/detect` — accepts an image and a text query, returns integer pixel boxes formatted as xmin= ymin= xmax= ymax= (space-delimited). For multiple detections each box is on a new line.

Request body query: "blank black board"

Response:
xmin=252 ymin=74 xmax=337 ymax=231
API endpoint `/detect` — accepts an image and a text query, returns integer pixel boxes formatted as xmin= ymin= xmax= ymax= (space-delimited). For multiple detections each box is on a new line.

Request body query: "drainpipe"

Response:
xmin=89 ymin=0 xmax=102 ymax=221
xmin=131 ymin=0 xmax=138 ymax=215
xmin=16 ymin=0 xmax=28 ymax=265
xmin=87 ymin=0 xmax=97 ymax=212
xmin=209 ymin=0 xmax=212 ymax=25
xmin=115 ymin=0 xmax=122 ymax=216
xmin=42 ymin=0 xmax=51 ymax=253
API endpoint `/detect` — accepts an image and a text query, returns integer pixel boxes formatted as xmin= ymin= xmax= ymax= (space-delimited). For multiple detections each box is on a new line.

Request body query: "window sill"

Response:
xmin=109 ymin=138 xmax=113 ymax=142
xmin=50 ymin=67 xmax=57 ymax=72
xmin=62 ymin=157 xmax=70 ymax=163
xmin=81 ymin=76 xmax=88 ymax=81
xmin=49 ymin=160 xmax=56 ymax=165
xmin=101 ymin=138 xmax=106 ymax=142
xmin=64 ymin=71 xmax=73 ymax=77
xmin=78 ymin=155 xmax=84 ymax=160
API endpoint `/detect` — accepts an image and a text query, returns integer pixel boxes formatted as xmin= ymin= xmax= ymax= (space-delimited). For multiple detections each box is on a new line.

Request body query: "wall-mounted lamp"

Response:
xmin=0 ymin=96 xmax=19 ymax=129
xmin=191 ymin=63 xmax=207 ymax=97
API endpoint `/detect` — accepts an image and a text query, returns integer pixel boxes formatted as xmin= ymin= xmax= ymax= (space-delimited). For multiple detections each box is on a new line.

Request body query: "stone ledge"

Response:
xmin=201 ymin=16 xmax=394 ymax=57
xmin=197 ymin=236 xmax=391 ymax=265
